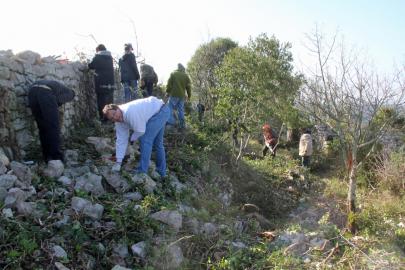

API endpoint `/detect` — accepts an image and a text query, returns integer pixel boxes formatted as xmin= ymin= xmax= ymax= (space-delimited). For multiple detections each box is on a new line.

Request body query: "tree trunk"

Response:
xmin=347 ymin=160 xmax=357 ymax=234
xmin=286 ymin=128 xmax=299 ymax=144
xmin=286 ymin=128 xmax=294 ymax=143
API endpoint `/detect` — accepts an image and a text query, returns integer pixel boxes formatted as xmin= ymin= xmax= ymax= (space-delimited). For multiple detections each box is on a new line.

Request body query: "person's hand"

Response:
xmin=130 ymin=133 xmax=138 ymax=143
xmin=112 ymin=162 xmax=121 ymax=172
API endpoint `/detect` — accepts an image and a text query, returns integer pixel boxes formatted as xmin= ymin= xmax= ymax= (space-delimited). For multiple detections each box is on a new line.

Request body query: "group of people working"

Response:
xmin=28 ymin=43 xmax=191 ymax=178
xmin=28 ymin=42 xmax=312 ymax=179
xmin=261 ymin=123 xmax=313 ymax=167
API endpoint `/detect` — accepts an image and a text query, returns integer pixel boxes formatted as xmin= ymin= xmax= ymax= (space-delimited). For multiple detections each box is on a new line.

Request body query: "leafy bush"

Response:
xmin=209 ymin=244 xmax=301 ymax=270
xmin=394 ymin=228 xmax=405 ymax=252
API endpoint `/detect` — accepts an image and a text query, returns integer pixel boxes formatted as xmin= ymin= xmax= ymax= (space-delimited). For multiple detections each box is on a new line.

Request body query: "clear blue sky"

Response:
xmin=1 ymin=0 xmax=404 ymax=81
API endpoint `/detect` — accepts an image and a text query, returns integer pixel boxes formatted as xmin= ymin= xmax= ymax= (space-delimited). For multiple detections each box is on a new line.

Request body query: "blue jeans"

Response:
xmin=168 ymin=97 xmax=185 ymax=128
xmin=137 ymin=104 xmax=170 ymax=176
xmin=122 ymin=80 xmax=138 ymax=102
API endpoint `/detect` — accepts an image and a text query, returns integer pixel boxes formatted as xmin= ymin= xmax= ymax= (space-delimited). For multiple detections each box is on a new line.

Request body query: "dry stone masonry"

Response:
xmin=0 ymin=50 xmax=97 ymax=160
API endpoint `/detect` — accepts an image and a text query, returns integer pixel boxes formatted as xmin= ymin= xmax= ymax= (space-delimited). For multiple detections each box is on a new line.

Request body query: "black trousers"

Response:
xmin=96 ymin=89 xmax=114 ymax=121
xmin=143 ymin=79 xmax=154 ymax=97
xmin=28 ymin=87 xmax=63 ymax=161
xmin=262 ymin=144 xmax=276 ymax=157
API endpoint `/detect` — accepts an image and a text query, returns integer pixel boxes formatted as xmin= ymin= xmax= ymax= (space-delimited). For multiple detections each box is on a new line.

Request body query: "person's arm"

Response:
xmin=153 ymin=71 xmax=158 ymax=84
xmin=115 ymin=122 xmax=130 ymax=163
xmin=130 ymin=131 xmax=144 ymax=142
xmin=186 ymin=76 xmax=191 ymax=98
xmin=88 ymin=56 xmax=96 ymax=69
xmin=130 ymin=54 xmax=140 ymax=80
xmin=166 ymin=75 xmax=173 ymax=95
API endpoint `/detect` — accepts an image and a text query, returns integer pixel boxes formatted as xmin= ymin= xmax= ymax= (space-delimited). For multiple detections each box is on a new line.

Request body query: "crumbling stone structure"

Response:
xmin=0 ymin=50 xmax=99 ymax=160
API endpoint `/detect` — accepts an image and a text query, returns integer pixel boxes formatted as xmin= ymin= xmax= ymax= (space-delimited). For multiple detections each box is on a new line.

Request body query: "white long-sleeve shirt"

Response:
xmin=115 ymin=97 xmax=164 ymax=162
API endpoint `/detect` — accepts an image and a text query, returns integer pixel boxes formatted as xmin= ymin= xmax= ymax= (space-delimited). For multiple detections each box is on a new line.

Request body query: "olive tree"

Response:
xmin=215 ymin=33 xmax=303 ymax=160
xmin=187 ymin=37 xmax=238 ymax=118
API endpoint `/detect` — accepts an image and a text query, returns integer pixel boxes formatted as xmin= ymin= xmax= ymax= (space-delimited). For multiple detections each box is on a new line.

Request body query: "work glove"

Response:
xmin=112 ymin=162 xmax=122 ymax=172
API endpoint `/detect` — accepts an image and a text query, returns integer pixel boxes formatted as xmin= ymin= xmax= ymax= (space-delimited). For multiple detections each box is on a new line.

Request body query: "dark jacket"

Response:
xmin=166 ymin=69 xmax=191 ymax=98
xmin=30 ymin=80 xmax=75 ymax=105
xmin=119 ymin=52 xmax=140 ymax=83
xmin=88 ymin=50 xmax=115 ymax=90
xmin=140 ymin=64 xmax=158 ymax=84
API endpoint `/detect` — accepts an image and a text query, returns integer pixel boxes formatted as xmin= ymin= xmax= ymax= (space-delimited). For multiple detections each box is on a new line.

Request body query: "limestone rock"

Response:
xmin=0 ymin=174 xmax=17 ymax=189
xmin=10 ymin=161 xmax=32 ymax=184
xmin=150 ymin=210 xmax=182 ymax=231
xmin=83 ymin=203 xmax=104 ymax=220
xmin=43 ymin=160 xmax=64 ymax=178
xmin=74 ymin=172 xmax=105 ymax=196
xmin=71 ymin=197 xmax=92 ymax=212
xmin=52 ymin=245 xmax=68 ymax=259
xmin=131 ymin=241 xmax=146 ymax=258
xmin=99 ymin=166 xmax=130 ymax=193
xmin=200 ymin=222 xmax=218 ymax=237
xmin=86 ymin=137 xmax=114 ymax=154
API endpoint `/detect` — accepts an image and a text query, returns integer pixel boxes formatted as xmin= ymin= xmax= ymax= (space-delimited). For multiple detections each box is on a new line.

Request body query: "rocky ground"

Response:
xmin=1 ymin=124 xmax=402 ymax=269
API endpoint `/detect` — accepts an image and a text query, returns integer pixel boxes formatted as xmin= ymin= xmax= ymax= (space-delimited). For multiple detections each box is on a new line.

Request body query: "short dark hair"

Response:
xmin=124 ymin=43 xmax=133 ymax=51
xmin=96 ymin=44 xmax=107 ymax=52
xmin=177 ymin=63 xmax=185 ymax=71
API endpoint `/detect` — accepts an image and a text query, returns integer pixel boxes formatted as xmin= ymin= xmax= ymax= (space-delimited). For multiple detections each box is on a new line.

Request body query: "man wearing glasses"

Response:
xmin=102 ymin=96 xmax=170 ymax=177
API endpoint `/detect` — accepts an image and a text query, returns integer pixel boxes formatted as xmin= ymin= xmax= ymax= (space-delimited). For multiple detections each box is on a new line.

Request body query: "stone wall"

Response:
xmin=0 ymin=50 xmax=98 ymax=160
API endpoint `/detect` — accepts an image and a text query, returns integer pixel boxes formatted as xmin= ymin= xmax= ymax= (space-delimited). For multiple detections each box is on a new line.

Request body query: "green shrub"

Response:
xmin=394 ymin=228 xmax=405 ymax=252
xmin=209 ymin=244 xmax=301 ymax=270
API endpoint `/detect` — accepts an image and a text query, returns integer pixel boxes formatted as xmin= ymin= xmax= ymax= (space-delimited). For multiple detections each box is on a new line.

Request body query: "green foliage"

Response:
xmin=18 ymin=232 xmax=39 ymax=255
xmin=244 ymin=152 xmax=299 ymax=179
xmin=371 ymin=107 xmax=402 ymax=130
xmin=356 ymin=194 xmax=405 ymax=238
xmin=394 ymin=228 xmax=405 ymax=252
xmin=141 ymin=194 xmax=163 ymax=212
xmin=107 ymin=200 xmax=158 ymax=243
xmin=210 ymin=243 xmax=301 ymax=270
xmin=214 ymin=33 xmax=303 ymax=148
xmin=0 ymin=217 xmax=50 ymax=268
xmin=188 ymin=37 xmax=238 ymax=107
xmin=324 ymin=177 xmax=347 ymax=200
xmin=166 ymin=128 xmax=212 ymax=179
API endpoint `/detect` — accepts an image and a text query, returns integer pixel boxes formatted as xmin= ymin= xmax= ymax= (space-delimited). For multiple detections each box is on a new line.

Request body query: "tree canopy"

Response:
xmin=187 ymin=37 xmax=238 ymax=110
xmin=215 ymin=34 xmax=303 ymax=134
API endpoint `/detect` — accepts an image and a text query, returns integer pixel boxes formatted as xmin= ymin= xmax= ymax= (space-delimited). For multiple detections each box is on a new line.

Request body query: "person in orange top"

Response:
xmin=262 ymin=123 xmax=278 ymax=157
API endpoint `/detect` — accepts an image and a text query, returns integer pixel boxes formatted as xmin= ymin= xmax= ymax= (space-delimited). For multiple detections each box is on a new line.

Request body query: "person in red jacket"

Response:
xmin=262 ymin=123 xmax=278 ymax=157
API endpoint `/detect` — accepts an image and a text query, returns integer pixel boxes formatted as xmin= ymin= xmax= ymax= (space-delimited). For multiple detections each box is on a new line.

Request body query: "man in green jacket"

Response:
xmin=166 ymin=63 xmax=191 ymax=129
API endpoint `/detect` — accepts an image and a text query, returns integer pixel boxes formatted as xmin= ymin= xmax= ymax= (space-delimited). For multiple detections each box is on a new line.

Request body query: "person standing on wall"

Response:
xmin=119 ymin=43 xmax=140 ymax=102
xmin=88 ymin=44 xmax=115 ymax=122
xmin=140 ymin=63 xmax=158 ymax=97
xmin=166 ymin=63 xmax=191 ymax=130
xmin=28 ymin=80 xmax=75 ymax=163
